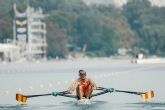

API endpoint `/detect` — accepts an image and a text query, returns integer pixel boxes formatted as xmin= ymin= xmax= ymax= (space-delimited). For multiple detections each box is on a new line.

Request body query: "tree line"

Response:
xmin=0 ymin=0 xmax=164 ymax=58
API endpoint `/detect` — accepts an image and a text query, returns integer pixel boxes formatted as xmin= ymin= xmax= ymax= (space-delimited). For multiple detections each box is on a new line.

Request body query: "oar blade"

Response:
xmin=16 ymin=93 xmax=27 ymax=103
xmin=141 ymin=90 xmax=154 ymax=101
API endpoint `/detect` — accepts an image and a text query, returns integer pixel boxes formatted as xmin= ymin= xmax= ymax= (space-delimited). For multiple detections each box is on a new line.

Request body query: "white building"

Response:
xmin=13 ymin=4 xmax=47 ymax=60
xmin=0 ymin=44 xmax=20 ymax=62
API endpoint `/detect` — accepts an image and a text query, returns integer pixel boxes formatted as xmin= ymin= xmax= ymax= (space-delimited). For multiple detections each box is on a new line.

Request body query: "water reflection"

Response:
xmin=1 ymin=101 xmax=165 ymax=110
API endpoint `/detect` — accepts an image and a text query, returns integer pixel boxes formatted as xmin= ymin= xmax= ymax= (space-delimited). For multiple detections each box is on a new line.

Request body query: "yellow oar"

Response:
xmin=141 ymin=90 xmax=154 ymax=101
xmin=16 ymin=91 xmax=67 ymax=103
xmin=16 ymin=89 xmax=154 ymax=103
xmin=16 ymin=93 xmax=28 ymax=103
xmin=97 ymin=87 xmax=154 ymax=101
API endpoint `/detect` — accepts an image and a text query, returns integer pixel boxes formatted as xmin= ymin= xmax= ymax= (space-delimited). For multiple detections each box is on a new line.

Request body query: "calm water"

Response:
xmin=0 ymin=58 xmax=165 ymax=110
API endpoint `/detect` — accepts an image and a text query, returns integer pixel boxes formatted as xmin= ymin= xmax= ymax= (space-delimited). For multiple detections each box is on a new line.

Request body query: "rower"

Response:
xmin=67 ymin=70 xmax=97 ymax=100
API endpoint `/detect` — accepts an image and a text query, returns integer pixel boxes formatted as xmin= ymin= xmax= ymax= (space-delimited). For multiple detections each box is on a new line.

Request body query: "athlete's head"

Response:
xmin=79 ymin=70 xmax=86 ymax=80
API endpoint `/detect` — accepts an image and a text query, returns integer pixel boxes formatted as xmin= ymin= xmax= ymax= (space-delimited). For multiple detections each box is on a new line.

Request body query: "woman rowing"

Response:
xmin=67 ymin=70 xmax=97 ymax=100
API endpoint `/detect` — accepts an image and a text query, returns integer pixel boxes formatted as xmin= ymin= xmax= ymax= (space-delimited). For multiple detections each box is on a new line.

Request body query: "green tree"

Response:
xmin=123 ymin=0 xmax=165 ymax=55
xmin=46 ymin=20 xmax=68 ymax=58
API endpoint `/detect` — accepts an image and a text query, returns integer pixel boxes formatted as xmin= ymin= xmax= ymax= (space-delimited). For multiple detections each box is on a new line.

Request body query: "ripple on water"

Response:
xmin=1 ymin=102 xmax=165 ymax=110
xmin=128 ymin=102 xmax=165 ymax=110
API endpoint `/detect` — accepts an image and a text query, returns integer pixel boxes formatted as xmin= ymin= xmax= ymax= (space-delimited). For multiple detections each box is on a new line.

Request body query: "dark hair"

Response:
xmin=79 ymin=70 xmax=86 ymax=75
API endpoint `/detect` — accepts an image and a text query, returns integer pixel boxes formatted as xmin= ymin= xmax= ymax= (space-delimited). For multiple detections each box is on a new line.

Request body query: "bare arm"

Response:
xmin=88 ymin=78 xmax=97 ymax=90
xmin=67 ymin=79 xmax=79 ymax=94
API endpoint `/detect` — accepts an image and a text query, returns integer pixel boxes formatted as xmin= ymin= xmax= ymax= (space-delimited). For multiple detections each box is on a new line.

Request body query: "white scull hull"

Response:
xmin=77 ymin=99 xmax=91 ymax=105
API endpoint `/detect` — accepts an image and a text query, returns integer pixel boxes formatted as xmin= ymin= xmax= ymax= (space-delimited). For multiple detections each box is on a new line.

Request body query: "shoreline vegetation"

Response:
xmin=0 ymin=0 xmax=165 ymax=59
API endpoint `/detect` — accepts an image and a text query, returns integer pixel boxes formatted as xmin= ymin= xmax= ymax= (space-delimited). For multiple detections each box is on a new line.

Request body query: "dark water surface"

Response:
xmin=1 ymin=102 xmax=165 ymax=110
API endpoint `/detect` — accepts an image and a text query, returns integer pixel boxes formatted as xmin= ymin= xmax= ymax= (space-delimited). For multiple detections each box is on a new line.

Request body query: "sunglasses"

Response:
xmin=79 ymin=74 xmax=86 ymax=76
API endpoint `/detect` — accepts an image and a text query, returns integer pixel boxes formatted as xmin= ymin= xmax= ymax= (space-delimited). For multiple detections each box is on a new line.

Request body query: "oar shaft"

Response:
xmin=27 ymin=93 xmax=52 ymax=98
xmin=27 ymin=91 xmax=67 ymax=98
xmin=115 ymin=90 xmax=142 ymax=95
xmin=97 ymin=87 xmax=143 ymax=95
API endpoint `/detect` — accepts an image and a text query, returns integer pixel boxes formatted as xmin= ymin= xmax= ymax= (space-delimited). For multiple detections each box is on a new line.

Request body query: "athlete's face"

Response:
xmin=79 ymin=74 xmax=86 ymax=80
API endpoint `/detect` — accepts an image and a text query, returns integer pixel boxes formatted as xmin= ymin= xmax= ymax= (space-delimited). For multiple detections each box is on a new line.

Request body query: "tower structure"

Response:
xmin=13 ymin=4 xmax=47 ymax=60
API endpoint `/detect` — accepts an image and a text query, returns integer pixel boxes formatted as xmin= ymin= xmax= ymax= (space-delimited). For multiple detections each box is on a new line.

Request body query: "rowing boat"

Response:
xmin=16 ymin=87 xmax=154 ymax=104
xmin=77 ymin=98 xmax=91 ymax=105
